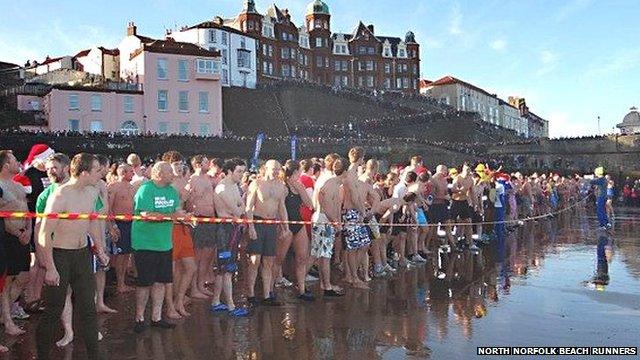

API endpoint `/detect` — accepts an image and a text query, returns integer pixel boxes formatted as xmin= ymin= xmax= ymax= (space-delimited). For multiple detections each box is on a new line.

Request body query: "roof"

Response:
xmin=351 ymin=22 xmax=380 ymax=43
xmin=184 ymin=20 xmax=256 ymax=38
xmin=131 ymin=39 xmax=221 ymax=59
xmin=0 ymin=61 xmax=20 ymax=70
xmin=622 ymin=107 xmax=640 ymax=124
xmin=74 ymin=49 xmax=91 ymax=58
xmin=498 ymin=98 xmax=519 ymax=110
xmin=134 ymin=34 xmax=155 ymax=43
xmin=428 ymin=76 xmax=495 ymax=98
xmin=419 ymin=79 xmax=432 ymax=88
xmin=49 ymin=84 xmax=143 ymax=95
xmin=377 ymin=36 xmax=402 ymax=56
xmin=37 ymin=56 xmax=66 ymax=66
xmin=306 ymin=0 xmax=330 ymax=16
xmin=98 ymin=47 xmax=120 ymax=56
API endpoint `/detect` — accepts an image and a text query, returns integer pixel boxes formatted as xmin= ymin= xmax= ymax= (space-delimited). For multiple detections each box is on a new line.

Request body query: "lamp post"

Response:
xmin=143 ymin=115 xmax=147 ymax=134
xmin=597 ymin=115 xmax=601 ymax=135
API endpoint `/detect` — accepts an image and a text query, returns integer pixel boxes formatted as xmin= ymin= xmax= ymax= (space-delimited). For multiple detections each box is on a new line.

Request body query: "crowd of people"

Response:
xmin=0 ymin=142 xmax=621 ymax=358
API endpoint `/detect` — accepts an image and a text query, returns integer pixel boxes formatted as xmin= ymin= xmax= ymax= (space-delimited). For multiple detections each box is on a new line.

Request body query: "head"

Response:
xmin=264 ymin=159 xmax=281 ymax=180
xmin=45 ymin=153 xmax=70 ymax=184
xmin=190 ymin=155 xmax=210 ymax=172
xmin=436 ymin=164 xmax=448 ymax=177
xmin=402 ymin=192 xmax=417 ymax=205
xmin=209 ymin=158 xmax=224 ymax=174
xmin=418 ymin=171 xmax=430 ymax=184
xmin=95 ymin=154 xmax=110 ymax=179
xmin=162 ymin=151 xmax=184 ymax=177
xmin=461 ymin=163 xmax=470 ymax=175
xmin=365 ymin=159 xmax=379 ymax=176
xmin=594 ymin=166 xmax=605 ymax=177
xmin=282 ymin=160 xmax=301 ymax=181
xmin=385 ymin=172 xmax=399 ymax=187
xmin=70 ymin=153 xmax=100 ymax=185
xmin=323 ymin=153 xmax=340 ymax=174
xmin=299 ymin=159 xmax=312 ymax=175
xmin=405 ymin=171 xmax=418 ymax=185
xmin=0 ymin=150 xmax=20 ymax=176
xmin=126 ymin=153 xmax=141 ymax=169
xmin=410 ymin=155 xmax=423 ymax=167
xmin=223 ymin=158 xmax=246 ymax=184
xmin=151 ymin=161 xmax=174 ymax=186
xmin=117 ymin=163 xmax=134 ymax=182
xmin=347 ymin=146 xmax=364 ymax=166
xmin=332 ymin=158 xmax=347 ymax=178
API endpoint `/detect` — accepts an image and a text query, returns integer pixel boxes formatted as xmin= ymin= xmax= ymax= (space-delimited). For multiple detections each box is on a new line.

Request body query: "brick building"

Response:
xmin=224 ymin=0 xmax=420 ymax=93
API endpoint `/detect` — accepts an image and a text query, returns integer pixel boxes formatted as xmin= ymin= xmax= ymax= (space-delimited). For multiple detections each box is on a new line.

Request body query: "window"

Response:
xmin=316 ymin=56 xmax=323 ymax=67
xmin=179 ymin=91 xmax=188 ymax=111
xmin=316 ymin=37 xmax=322 ymax=48
xmin=341 ymin=75 xmax=348 ymax=86
xmin=288 ymin=34 xmax=294 ymax=41
xmin=157 ymin=90 xmax=168 ymax=111
xmin=359 ymin=46 xmax=367 ymax=54
xmin=199 ymin=123 xmax=210 ymax=136
xmin=209 ymin=29 xmax=217 ymax=43
xmin=90 ymin=120 xmax=103 ymax=132
xmin=358 ymin=76 xmax=364 ymax=87
xmin=384 ymin=63 xmax=391 ymax=74
xmin=384 ymin=78 xmax=391 ymax=89
xmin=247 ymin=21 xmax=254 ymax=31
xmin=157 ymin=58 xmax=168 ymax=79
xmin=334 ymin=75 xmax=342 ymax=87
xmin=384 ymin=48 xmax=391 ymax=57
xmin=240 ymin=37 xmax=245 ymax=49
xmin=222 ymin=69 xmax=228 ymax=84
xmin=158 ymin=122 xmax=168 ymax=134
xmin=291 ymin=48 xmax=296 ymax=58
xmin=368 ymin=47 xmax=375 ymax=55
xmin=334 ymin=60 xmax=341 ymax=71
xmin=236 ymin=50 xmax=250 ymax=69
xmin=397 ymin=78 xmax=402 ymax=88
xmin=403 ymin=64 xmax=408 ymax=72
xmin=366 ymin=61 xmax=374 ymax=71
xmin=68 ymin=119 xmax=80 ymax=131
xmin=179 ymin=122 xmax=189 ymax=134
xmin=268 ymin=63 xmax=273 ymax=74
xmin=263 ymin=61 xmax=268 ymax=73
xmin=196 ymin=59 xmax=218 ymax=74
xmin=281 ymin=32 xmax=288 ymax=41
xmin=124 ymin=96 xmax=134 ymax=113
xmin=178 ymin=59 xmax=188 ymax=81
xmin=281 ymin=47 xmax=290 ymax=59
xmin=221 ymin=49 xmax=228 ymax=65
xmin=367 ymin=76 xmax=374 ymax=87
xmin=281 ymin=64 xmax=291 ymax=77
xmin=342 ymin=61 xmax=349 ymax=71
xmin=90 ymin=94 xmax=102 ymax=111
xmin=325 ymin=57 xmax=329 ymax=68
xmin=399 ymin=49 xmax=406 ymax=57
xmin=198 ymin=91 xmax=209 ymax=113
xmin=314 ymin=19 xmax=322 ymax=29
xmin=413 ymin=64 xmax=418 ymax=73
xmin=403 ymin=77 xmax=409 ymax=89
xmin=69 ymin=94 xmax=79 ymax=110
xmin=291 ymin=65 xmax=296 ymax=77
xmin=221 ymin=33 xmax=227 ymax=45
xmin=120 ymin=121 xmax=139 ymax=135
xmin=268 ymin=45 xmax=273 ymax=57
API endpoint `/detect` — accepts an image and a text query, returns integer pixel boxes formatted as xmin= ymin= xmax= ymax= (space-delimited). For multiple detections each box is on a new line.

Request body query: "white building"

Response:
xmin=499 ymin=99 xmax=528 ymax=137
xmin=74 ymin=47 xmax=120 ymax=81
xmin=171 ymin=17 xmax=257 ymax=88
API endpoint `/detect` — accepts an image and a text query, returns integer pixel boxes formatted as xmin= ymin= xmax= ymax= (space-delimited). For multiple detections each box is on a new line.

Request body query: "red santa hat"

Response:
xmin=23 ymin=144 xmax=55 ymax=170
xmin=13 ymin=173 xmax=32 ymax=194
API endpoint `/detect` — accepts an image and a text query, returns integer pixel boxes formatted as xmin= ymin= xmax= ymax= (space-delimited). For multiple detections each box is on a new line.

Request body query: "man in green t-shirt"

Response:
xmin=132 ymin=161 xmax=184 ymax=333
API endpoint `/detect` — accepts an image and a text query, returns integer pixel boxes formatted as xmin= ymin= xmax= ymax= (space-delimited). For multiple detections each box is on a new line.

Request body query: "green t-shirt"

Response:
xmin=131 ymin=181 xmax=179 ymax=252
xmin=36 ymin=183 xmax=58 ymax=214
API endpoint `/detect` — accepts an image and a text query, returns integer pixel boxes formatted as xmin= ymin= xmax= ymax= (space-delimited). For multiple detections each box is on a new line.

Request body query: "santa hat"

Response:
xmin=13 ymin=173 xmax=32 ymax=194
xmin=23 ymin=144 xmax=55 ymax=170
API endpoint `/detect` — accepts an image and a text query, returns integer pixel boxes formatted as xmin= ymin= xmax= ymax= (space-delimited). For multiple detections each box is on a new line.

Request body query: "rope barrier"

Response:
xmin=0 ymin=196 xmax=589 ymax=228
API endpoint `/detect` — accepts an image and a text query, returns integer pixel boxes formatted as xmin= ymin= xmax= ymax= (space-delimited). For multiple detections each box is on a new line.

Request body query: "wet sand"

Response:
xmin=4 ymin=207 xmax=640 ymax=359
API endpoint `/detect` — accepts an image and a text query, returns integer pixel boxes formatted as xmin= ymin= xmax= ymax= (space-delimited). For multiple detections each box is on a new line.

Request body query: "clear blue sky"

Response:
xmin=1 ymin=0 xmax=638 ymax=138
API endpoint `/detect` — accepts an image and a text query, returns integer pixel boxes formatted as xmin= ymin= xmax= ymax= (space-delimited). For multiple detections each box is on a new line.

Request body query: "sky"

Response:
xmin=0 ymin=0 xmax=638 ymax=138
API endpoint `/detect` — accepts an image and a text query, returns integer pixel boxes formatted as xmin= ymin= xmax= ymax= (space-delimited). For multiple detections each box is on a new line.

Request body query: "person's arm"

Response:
xmin=294 ymin=181 xmax=314 ymax=210
xmin=38 ymin=189 xmax=65 ymax=285
xmin=278 ymin=186 xmax=291 ymax=234
xmin=215 ymin=184 xmax=244 ymax=218
xmin=245 ymin=180 xmax=258 ymax=240
xmin=89 ymin=216 xmax=109 ymax=266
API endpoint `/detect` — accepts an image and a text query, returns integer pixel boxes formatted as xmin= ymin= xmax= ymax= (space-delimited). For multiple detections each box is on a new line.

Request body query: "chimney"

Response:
xmin=214 ymin=16 xmax=224 ymax=25
xmin=127 ymin=22 xmax=137 ymax=36
xmin=367 ymin=24 xmax=374 ymax=34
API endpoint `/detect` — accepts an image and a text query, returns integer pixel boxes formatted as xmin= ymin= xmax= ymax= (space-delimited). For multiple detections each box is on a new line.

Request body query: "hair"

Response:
xmin=210 ymin=158 xmax=224 ymax=169
xmin=70 ymin=153 xmax=96 ymax=177
xmin=348 ymin=147 xmax=364 ymax=163
xmin=332 ymin=158 xmax=346 ymax=176
xmin=403 ymin=192 xmax=417 ymax=203
xmin=95 ymin=154 xmax=110 ymax=167
xmin=299 ymin=159 xmax=312 ymax=172
xmin=162 ymin=151 xmax=183 ymax=163
xmin=418 ymin=171 xmax=430 ymax=183
xmin=126 ymin=153 xmax=141 ymax=167
xmin=283 ymin=159 xmax=300 ymax=179
xmin=116 ymin=163 xmax=131 ymax=176
xmin=405 ymin=171 xmax=418 ymax=184
xmin=324 ymin=153 xmax=340 ymax=170
xmin=0 ymin=150 xmax=13 ymax=169
xmin=365 ymin=159 xmax=379 ymax=173
xmin=47 ymin=153 xmax=70 ymax=168
xmin=190 ymin=154 xmax=207 ymax=167
xmin=411 ymin=155 xmax=423 ymax=164
xmin=151 ymin=161 xmax=170 ymax=180
xmin=375 ymin=173 xmax=385 ymax=183
xmin=311 ymin=163 xmax=321 ymax=176
xmin=223 ymin=158 xmax=245 ymax=175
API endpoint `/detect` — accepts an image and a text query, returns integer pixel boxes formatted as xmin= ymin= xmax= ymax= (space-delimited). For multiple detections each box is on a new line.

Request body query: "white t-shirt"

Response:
xmin=494 ymin=182 xmax=505 ymax=208
xmin=392 ymin=181 xmax=408 ymax=199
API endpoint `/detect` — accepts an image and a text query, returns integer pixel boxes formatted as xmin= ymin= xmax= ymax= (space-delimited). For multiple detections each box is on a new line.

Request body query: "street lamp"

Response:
xmin=597 ymin=115 xmax=601 ymax=135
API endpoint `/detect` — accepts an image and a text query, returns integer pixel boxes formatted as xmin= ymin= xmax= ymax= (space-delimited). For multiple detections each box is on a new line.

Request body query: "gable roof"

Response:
xmin=99 ymin=47 xmax=120 ymax=56
xmin=350 ymin=22 xmax=380 ymax=43
xmin=74 ymin=49 xmax=91 ymax=58
xmin=185 ymin=20 xmax=256 ymax=38
xmin=429 ymin=76 xmax=495 ymax=98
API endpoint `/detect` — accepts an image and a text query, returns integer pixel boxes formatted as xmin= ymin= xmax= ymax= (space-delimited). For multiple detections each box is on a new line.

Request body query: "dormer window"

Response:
xmin=399 ymin=49 xmax=406 ymax=57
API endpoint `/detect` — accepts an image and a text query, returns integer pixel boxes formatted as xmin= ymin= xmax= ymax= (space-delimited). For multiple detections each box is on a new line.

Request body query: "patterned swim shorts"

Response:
xmin=342 ymin=209 xmax=371 ymax=250
xmin=311 ymin=212 xmax=335 ymax=259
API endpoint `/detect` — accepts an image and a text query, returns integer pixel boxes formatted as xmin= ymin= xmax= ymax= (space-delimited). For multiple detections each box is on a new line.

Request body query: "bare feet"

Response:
xmin=96 ymin=304 xmax=118 ymax=314
xmin=184 ymin=296 xmax=192 ymax=306
xmin=166 ymin=309 xmax=182 ymax=320
xmin=352 ymin=280 xmax=370 ymax=290
xmin=98 ymin=332 xmax=103 ymax=341
xmin=176 ymin=306 xmax=191 ymax=317
xmin=56 ymin=332 xmax=74 ymax=347
xmin=342 ymin=276 xmax=354 ymax=284
xmin=5 ymin=323 xmax=25 ymax=336
xmin=189 ymin=290 xmax=210 ymax=300
xmin=198 ymin=287 xmax=215 ymax=297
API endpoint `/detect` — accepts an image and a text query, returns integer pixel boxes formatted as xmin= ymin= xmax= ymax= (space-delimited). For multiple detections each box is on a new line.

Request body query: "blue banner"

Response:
xmin=290 ymin=135 xmax=298 ymax=161
xmin=250 ymin=132 xmax=266 ymax=171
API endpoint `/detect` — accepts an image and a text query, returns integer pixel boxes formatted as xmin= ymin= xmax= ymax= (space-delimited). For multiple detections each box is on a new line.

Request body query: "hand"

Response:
xmin=18 ymin=230 xmax=30 ymax=245
xmin=44 ymin=267 xmax=60 ymax=286
xmin=248 ymin=227 xmax=257 ymax=240
xmin=97 ymin=251 xmax=110 ymax=267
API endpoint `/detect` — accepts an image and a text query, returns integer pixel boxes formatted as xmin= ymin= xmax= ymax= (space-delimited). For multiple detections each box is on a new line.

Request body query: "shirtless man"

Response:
xmin=36 ymin=153 xmax=108 ymax=359
xmin=359 ymin=159 xmax=383 ymax=279
xmin=312 ymin=157 xmax=345 ymax=297
xmin=517 ymin=173 xmax=533 ymax=218
xmin=245 ymin=159 xmax=290 ymax=305
xmin=342 ymin=147 xmax=371 ymax=290
xmin=107 ymin=164 xmax=136 ymax=293
xmin=210 ymin=158 xmax=249 ymax=316
xmin=450 ymin=164 xmax=476 ymax=251
xmin=313 ymin=154 xmax=341 ymax=265
xmin=162 ymin=151 xmax=193 ymax=319
xmin=207 ymin=158 xmax=224 ymax=187
xmin=94 ymin=154 xmax=117 ymax=314
xmin=428 ymin=165 xmax=453 ymax=248
xmin=185 ymin=155 xmax=216 ymax=299
xmin=127 ymin=153 xmax=147 ymax=189
xmin=0 ymin=150 xmax=32 ymax=336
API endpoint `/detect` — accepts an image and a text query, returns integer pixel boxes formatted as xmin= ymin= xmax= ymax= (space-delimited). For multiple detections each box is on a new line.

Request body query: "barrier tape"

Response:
xmin=0 ymin=196 xmax=589 ymax=228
